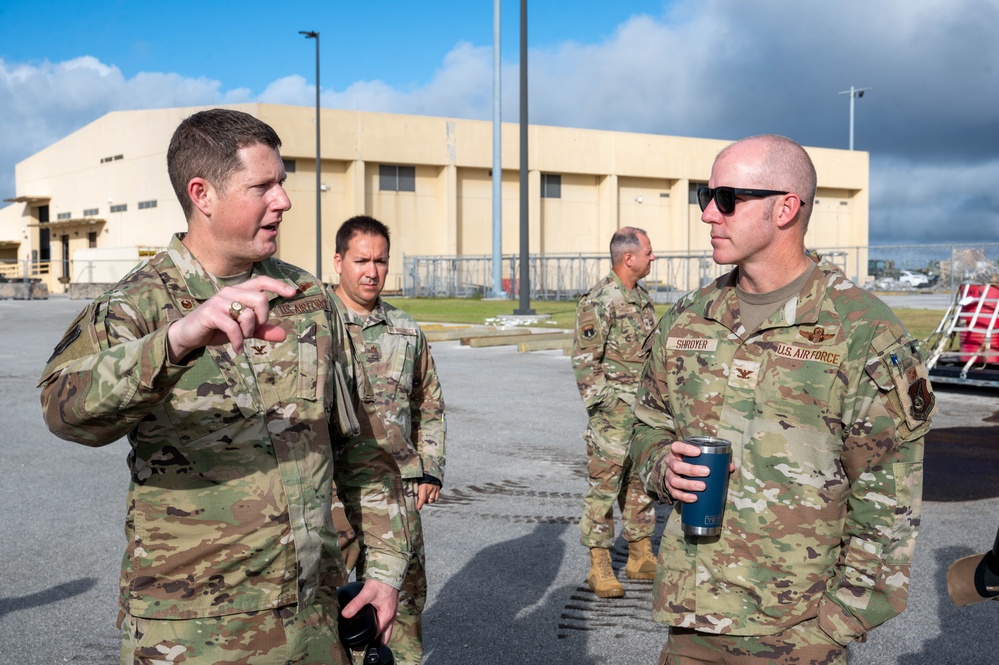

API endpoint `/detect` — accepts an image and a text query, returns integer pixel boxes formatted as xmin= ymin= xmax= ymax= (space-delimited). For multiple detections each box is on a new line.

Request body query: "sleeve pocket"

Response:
xmin=887 ymin=460 xmax=923 ymax=564
xmin=298 ymin=320 xmax=320 ymax=400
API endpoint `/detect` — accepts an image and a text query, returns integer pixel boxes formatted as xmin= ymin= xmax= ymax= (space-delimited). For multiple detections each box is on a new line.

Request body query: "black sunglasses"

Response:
xmin=697 ymin=186 xmax=788 ymax=214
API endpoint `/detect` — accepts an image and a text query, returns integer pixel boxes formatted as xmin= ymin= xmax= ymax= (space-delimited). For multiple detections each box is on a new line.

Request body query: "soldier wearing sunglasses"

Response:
xmin=631 ymin=135 xmax=935 ymax=664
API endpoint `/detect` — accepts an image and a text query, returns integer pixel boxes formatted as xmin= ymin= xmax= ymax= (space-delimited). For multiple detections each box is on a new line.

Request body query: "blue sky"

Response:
xmin=0 ymin=1 xmax=665 ymax=92
xmin=2 ymin=0 xmax=998 ymax=244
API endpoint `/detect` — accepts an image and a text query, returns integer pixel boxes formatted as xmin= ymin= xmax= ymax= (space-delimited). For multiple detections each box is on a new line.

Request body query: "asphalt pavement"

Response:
xmin=1 ymin=296 xmax=997 ymax=664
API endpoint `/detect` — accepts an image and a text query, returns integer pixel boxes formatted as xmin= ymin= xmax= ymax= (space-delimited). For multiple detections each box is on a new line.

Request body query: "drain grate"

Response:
xmin=436 ymin=479 xmax=581 ymax=507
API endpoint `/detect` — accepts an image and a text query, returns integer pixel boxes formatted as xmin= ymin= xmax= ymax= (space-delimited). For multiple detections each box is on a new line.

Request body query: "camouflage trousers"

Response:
xmin=338 ymin=477 xmax=426 ymax=665
xmin=660 ymin=620 xmax=847 ymax=665
xmin=580 ymin=399 xmax=654 ymax=549
xmin=119 ymin=588 xmax=349 ymax=665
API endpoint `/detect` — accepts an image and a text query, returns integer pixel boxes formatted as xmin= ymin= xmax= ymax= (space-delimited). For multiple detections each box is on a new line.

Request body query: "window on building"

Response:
xmin=88 ymin=231 xmax=98 ymax=248
xmin=38 ymin=205 xmax=50 ymax=261
xmin=57 ymin=212 xmax=72 ymax=220
xmin=689 ymin=182 xmax=707 ymax=205
xmin=61 ymin=235 xmax=70 ymax=279
xmin=283 ymin=158 xmax=297 ymax=173
xmin=83 ymin=207 xmax=99 ymax=217
xmin=110 ymin=203 xmax=127 ymax=213
xmin=379 ymin=164 xmax=416 ymax=192
xmin=138 ymin=200 xmax=157 ymax=210
xmin=541 ymin=174 xmax=561 ymax=199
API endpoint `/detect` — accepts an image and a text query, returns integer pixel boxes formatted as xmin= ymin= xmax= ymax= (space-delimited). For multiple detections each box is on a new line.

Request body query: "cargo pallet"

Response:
xmin=924 ymin=283 xmax=999 ymax=388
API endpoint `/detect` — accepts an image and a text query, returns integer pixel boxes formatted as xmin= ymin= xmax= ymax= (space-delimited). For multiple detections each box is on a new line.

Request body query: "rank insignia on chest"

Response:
xmin=179 ymin=299 xmax=195 ymax=311
xmin=800 ymin=326 xmax=834 ymax=343
xmin=581 ymin=324 xmax=596 ymax=340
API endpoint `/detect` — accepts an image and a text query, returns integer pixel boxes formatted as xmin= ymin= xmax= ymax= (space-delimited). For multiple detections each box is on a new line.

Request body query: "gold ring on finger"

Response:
xmin=229 ymin=301 xmax=245 ymax=321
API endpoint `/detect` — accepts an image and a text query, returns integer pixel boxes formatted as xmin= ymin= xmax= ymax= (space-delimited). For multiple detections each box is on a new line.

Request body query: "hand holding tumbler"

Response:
xmin=680 ymin=436 xmax=732 ymax=536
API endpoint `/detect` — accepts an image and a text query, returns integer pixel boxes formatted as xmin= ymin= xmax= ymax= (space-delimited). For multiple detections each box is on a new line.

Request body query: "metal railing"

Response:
xmin=403 ymin=252 xmax=725 ymax=302
xmin=0 ymin=259 xmax=51 ymax=280
xmin=403 ymin=251 xmax=844 ymax=302
xmin=403 ymin=243 xmax=998 ymax=301
xmin=5 ymin=242 xmax=996 ymax=298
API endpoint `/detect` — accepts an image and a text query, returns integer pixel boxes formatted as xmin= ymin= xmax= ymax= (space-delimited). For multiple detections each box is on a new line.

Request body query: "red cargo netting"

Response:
xmin=958 ymin=283 xmax=999 ymax=365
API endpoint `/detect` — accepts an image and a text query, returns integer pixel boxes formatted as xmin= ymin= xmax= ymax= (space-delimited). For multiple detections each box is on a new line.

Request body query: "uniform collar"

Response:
xmin=607 ymin=270 xmax=648 ymax=304
xmin=331 ymin=291 xmax=387 ymax=328
xmin=165 ymin=232 xmax=308 ymax=303
xmin=703 ymin=264 xmax=825 ymax=333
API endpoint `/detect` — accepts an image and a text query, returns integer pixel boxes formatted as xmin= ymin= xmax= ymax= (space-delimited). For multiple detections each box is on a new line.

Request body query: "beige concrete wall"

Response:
xmin=10 ymin=103 xmax=870 ymax=294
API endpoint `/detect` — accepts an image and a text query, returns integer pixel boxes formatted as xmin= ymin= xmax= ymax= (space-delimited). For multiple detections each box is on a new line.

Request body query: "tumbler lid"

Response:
xmin=685 ymin=436 xmax=731 ymax=454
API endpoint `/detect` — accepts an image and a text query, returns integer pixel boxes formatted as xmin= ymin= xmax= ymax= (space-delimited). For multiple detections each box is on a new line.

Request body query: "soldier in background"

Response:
xmin=571 ymin=227 xmax=658 ymax=598
xmin=631 ymin=134 xmax=934 ymax=663
xmin=331 ymin=216 xmax=446 ymax=665
xmin=37 ymin=109 xmax=401 ymax=664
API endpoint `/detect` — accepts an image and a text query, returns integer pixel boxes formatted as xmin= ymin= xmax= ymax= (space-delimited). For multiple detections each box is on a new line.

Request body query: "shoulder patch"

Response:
xmin=868 ymin=336 xmax=936 ymax=438
xmin=39 ymin=306 xmax=101 ymax=385
xmin=575 ymin=305 xmax=604 ymax=350
xmin=47 ymin=323 xmax=82 ymax=364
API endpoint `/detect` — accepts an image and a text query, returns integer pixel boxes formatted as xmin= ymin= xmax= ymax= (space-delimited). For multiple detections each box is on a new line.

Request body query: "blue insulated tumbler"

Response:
xmin=679 ymin=436 xmax=732 ymax=536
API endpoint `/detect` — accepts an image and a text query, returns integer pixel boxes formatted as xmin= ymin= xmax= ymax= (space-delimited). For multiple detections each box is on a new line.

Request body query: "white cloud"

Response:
xmin=0 ymin=56 xmax=243 ymax=203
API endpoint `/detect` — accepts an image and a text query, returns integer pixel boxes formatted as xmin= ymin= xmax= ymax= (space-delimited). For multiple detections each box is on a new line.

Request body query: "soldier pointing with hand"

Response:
xmin=38 ymin=109 xmax=403 ymax=664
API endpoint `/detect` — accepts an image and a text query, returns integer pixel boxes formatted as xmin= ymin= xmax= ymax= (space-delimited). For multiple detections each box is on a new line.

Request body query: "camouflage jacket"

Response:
xmin=572 ymin=271 xmax=656 ymax=410
xmin=631 ymin=264 xmax=934 ymax=645
xmin=333 ymin=294 xmax=446 ymax=483
xmin=37 ymin=234 xmax=389 ymax=619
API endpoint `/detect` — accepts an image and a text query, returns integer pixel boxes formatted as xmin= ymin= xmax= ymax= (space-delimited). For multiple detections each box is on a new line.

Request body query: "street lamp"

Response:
xmin=300 ymin=30 xmax=322 ymax=282
xmin=837 ymin=85 xmax=872 ymax=151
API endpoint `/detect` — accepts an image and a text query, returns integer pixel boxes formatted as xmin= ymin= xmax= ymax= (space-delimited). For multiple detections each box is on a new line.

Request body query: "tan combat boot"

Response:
xmin=625 ymin=538 xmax=657 ymax=581
xmin=587 ymin=547 xmax=625 ymax=598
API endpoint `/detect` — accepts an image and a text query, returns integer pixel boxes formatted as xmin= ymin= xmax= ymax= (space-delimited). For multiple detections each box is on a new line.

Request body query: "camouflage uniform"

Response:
xmin=38 ymin=234 xmax=408 ymax=664
xmin=332 ymin=293 xmax=446 ymax=665
xmin=572 ymin=271 xmax=656 ymax=549
xmin=631 ymin=263 xmax=935 ymax=650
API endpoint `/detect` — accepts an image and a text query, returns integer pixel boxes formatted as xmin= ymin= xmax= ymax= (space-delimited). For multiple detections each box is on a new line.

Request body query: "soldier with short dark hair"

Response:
xmin=331 ymin=215 xmax=446 ymax=665
xmin=572 ymin=226 xmax=658 ymax=598
xmin=38 ymin=108 xmax=403 ymax=664
xmin=631 ymin=134 xmax=935 ymax=663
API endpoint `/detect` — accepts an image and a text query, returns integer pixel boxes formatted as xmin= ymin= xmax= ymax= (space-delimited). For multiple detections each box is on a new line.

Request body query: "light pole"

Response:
xmin=490 ymin=0 xmax=503 ymax=298
xmin=300 ymin=30 xmax=322 ymax=281
xmin=837 ymin=85 xmax=872 ymax=151
xmin=514 ymin=0 xmax=534 ymax=315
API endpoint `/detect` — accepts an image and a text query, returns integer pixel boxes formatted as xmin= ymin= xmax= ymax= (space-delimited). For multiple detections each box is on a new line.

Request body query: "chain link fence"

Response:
xmin=403 ymin=244 xmax=999 ymax=301
xmin=6 ymin=242 xmax=996 ymax=300
xmin=402 ymin=252 xmax=725 ymax=303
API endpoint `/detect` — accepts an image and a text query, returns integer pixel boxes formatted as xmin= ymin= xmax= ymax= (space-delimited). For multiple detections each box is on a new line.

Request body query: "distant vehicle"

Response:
xmin=868 ymin=259 xmax=900 ymax=280
xmin=899 ymin=269 xmax=931 ymax=288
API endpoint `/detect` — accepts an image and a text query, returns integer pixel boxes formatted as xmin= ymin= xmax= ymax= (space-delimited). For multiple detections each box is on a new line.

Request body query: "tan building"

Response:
xmin=0 ymin=103 xmax=869 ymax=294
